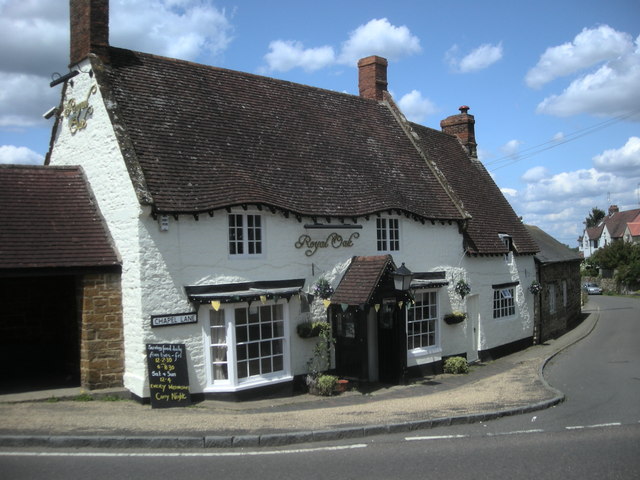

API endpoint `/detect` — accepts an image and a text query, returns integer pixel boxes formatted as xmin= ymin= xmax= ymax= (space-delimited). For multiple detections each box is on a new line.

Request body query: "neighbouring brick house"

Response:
xmin=525 ymin=225 xmax=582 ymax=342
xmin=0 ymin=165 xmax=122 ymax=392
xmin=42 ymin=0 xmax=541 ymax=401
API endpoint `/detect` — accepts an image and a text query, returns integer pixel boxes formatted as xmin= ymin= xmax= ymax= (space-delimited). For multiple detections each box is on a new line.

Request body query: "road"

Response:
xmin=1 ymin=296 xmax=639 ymax=479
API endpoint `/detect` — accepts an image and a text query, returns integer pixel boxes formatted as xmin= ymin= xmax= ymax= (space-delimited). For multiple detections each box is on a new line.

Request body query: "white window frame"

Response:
xmin=228 ymin=213 xmax=264 ymax=257
xmin=499 ymin=233 xmax=513 ymax=264
xmin=376 ymin=216 xmax=400 ymax=252
xmin=406 ymin=289 xmax=442 ymax=366
xmin=202 ymin=300 xmax=292 ymax=392
xmin=493 ymin=287 xmax=516 ymax=319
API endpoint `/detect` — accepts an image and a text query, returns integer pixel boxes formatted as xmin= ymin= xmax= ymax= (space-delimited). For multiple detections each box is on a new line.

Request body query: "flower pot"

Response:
xmin=444 ymin=313 xmax=466 ymax=325
xmin=334 ymin=379 xmax=349 ymax=393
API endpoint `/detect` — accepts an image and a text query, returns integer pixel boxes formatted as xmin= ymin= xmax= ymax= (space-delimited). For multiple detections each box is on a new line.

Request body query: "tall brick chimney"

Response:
xmin=70 ymin=0 xmax=109 ymax=66
xmin=358 ymin=56 xmax=388 ymax=101
xmin=440 ymin=106 xmax=477 ymax=158
xmin=608 ymin=205 xmax=619 ymax=215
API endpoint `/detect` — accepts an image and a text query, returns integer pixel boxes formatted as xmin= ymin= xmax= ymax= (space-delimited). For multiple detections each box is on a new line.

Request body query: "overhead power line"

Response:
xmin=487 ymin=110 xmax=639 ymax=172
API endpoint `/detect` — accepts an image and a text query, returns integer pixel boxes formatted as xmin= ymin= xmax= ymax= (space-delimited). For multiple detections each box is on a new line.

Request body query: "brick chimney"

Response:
xmin=608 ymin=205 xmax=619 ymax=215
xmin=70 ymin=0 xmax=109 ymax=66
xmin=358 ymin=56 xmax=388 ymax=101
xmin=440 ymin=106 xmax=477 ymax=158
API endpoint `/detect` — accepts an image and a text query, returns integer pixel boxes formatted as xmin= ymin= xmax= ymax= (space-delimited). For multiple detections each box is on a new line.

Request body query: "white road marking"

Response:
xmin=405 ymin=434 xmax=468 ymax=441
xmin=488 ymin=429 xmax=544 ymax=436
xmin=0 ymin=443 xmax=368 ymax=457
xmin=565 ymin=422 xmax=622 ymax=430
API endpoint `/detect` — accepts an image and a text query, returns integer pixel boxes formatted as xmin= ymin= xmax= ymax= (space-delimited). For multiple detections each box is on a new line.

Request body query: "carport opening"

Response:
xmin=0 ymin=275 xmax=80 ymax=393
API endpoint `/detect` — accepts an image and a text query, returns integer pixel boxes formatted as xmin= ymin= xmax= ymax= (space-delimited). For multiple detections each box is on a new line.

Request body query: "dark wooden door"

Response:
xmin=332 ymin=308 xmax=368 ymax=380
xmin=377 ymin=298 xmax=403 ymax=383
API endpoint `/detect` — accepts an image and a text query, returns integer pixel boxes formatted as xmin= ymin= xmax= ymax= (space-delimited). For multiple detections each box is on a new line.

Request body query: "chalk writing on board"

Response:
xmin=146 ymin=343 xmax=191 ymax=408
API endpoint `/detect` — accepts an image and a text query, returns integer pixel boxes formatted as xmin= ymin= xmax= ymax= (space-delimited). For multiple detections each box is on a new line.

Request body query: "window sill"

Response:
xmin=407 ymin=347 xmax=442 ymax=367
xmin=204 ymin=374 xmax=293 ymax=393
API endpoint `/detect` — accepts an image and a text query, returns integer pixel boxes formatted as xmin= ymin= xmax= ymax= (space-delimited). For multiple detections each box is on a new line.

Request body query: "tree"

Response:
xmin=585 ymin=207 xmax=605 ymax=228
xmin=590 ymin=241 xmax=640 ymax=290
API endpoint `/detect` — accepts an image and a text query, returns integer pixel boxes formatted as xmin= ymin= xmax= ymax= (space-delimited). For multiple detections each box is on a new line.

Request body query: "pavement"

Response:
xmin=0 ymin=306 xmax=598 ymax=450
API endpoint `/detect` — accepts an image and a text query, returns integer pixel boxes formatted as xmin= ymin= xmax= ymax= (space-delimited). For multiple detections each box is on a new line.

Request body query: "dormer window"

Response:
xmin=499 ymin=233 xmax=513 ymax=263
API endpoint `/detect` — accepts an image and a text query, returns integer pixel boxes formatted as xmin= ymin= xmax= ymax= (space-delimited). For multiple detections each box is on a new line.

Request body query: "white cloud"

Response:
xmin=525 ymin=25 xmax=633 ymax=89
xmin=263 ymin=41 xmax=335 ymax=72
xmin=501 ymin=187 xmax=517 ymax=198
xmin=338 ymin=18 xmax=421 ymax=66
xmin=528 ymin=27 xmax=640 ymax=118
xmin=0 ymin=72 xmax=60 ymax=127
xmin=535 ymin=45 xmax=640 ymax=117
xmin=552 ymin=132 xmax=565 ymax=142
xmin=521 ymin=166 xmax=549 ymax=182
xmin=506 ymin=137 xmax=640 ymax=246
xmin=592 ymin=136 xmax=640 ymax=174
xmin=500 ymin=139 xmax=522 ymax=159
xmin=111 ymin=0 xmax=234 ymax=62
xmin=262 ymin=18 xmax=421 ymax=73
xmin=0 ymin=0 xmax=234 ymax=129
xmin=397 ymin=90 xmax=438 ymax=123
xmin=446 ymin=42 xmax=503 ymax=73
xmin=0 ymin=145 xmax=44 ymax=165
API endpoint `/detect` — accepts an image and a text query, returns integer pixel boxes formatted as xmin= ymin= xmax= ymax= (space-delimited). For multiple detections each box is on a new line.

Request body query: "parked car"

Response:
xmin=584 ymin=282 xmax=603 ymax=295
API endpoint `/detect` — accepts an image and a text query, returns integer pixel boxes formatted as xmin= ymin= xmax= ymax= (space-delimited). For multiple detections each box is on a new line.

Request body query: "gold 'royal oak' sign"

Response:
xmin=63 ymin=84 xmax=97 ymax=134
xmin=295 ymin=232 xmax=360 ymax=256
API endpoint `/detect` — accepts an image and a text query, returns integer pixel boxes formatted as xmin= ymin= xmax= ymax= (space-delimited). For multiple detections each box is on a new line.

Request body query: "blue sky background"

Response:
xmin=1 ymin=0 xmax=639 ymax=247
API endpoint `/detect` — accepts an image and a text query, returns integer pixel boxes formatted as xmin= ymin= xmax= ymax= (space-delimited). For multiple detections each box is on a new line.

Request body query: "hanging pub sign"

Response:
xmin=63 ymin=84 xmax=97 ymax=134
xmin=146 ymin=343 xmax=191 ymax=408
xmin=150 ymin=312 xmax=197 ymax=328
xmin=295 ymin=232 xmax=360 ymax=256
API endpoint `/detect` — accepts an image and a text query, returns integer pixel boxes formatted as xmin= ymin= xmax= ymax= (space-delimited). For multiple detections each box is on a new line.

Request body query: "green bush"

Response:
xmin=297 ymin=321 xmax=330 ymax=338
xmin=443 ymin=356 xmax=469 ymax=374
xmin=315 ymin=374 xmax=338 ymax=396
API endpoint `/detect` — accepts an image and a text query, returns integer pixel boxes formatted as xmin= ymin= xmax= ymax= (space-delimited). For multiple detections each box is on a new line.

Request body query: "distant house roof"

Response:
xmin=605 ymin=209 xmax=640 ymax=239
xmin=0 ymin=165 xmax=120 ymax=273
xmin=332 ymin=255 xmax=394 ymax=306
xmin=525 ymin=225 xmax=581 ymax=265
xmin=627 ymin=222 xmax=640 ymax=237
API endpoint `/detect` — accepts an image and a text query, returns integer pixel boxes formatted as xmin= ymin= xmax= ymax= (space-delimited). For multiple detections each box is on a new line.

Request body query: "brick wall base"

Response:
xmin=79 ymin=273 xmax=124 ymax=389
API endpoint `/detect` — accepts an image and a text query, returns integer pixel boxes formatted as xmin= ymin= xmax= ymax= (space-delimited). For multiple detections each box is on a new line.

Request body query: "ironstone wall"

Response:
xmin=78 ymin=272 xmax=124 ymax=389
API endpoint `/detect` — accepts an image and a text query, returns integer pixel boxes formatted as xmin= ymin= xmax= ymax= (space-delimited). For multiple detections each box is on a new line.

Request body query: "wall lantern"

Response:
xmin=393 ymin=263 xmax=413 ymax=291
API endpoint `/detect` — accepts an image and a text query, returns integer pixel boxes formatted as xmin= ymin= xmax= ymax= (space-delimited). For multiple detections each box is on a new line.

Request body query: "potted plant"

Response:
xmin=313 ymin=277 xmax=334 ymax=299
xmin=529 ymin=280 xmax=542 ymax=295
xmin=454 ymin=279 xmax=471 ymax=299
xmin=297 ymin=320 xmax=330 ymax=338
xmin=443 ymin=311 xmax=466 ymax=325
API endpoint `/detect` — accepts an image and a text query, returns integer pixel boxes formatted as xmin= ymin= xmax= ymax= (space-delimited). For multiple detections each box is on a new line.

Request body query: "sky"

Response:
xmin=1 ymin=0 xmax=639 ymax=248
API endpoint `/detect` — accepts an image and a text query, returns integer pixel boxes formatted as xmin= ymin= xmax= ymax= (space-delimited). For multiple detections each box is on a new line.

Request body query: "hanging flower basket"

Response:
xmin=529 ymin=280 xmax=542 ymax=295
xmin=454 ymin=280 xmax=471 ymax=299
xmin=313 ymin=277 xmax=334 ymax=299
xmin=444 ymin=311 xmax=466 ymax=325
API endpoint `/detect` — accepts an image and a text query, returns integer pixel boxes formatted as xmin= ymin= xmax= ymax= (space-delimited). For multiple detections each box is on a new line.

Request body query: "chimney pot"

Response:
xmin=358 ymin=56 xmax=388 ymax=101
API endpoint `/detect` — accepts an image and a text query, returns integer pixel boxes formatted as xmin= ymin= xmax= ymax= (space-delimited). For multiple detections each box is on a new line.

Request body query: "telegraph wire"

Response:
xmin=487 ymin=110 xmax=639 ymax=172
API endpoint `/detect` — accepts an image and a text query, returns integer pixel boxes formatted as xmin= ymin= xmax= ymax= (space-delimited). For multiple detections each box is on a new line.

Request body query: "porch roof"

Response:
xmin=331 ymin=255 xmax=395 ymax=306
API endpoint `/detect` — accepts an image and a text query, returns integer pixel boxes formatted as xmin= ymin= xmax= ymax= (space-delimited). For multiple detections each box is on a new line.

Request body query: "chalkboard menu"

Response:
xmin=146 ymin=343 xmax=191 ymax=408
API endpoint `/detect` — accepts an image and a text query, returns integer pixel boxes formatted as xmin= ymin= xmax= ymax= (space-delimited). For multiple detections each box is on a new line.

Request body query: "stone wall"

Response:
xmin=79 ymin=273 xmax=124 ymax=389
xmin=538 ymin=261 xmax=582 ymax=342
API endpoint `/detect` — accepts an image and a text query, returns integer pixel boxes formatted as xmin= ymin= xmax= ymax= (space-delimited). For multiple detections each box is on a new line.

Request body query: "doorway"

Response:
xmin=332 ymin=308 xmax=368 ymax=380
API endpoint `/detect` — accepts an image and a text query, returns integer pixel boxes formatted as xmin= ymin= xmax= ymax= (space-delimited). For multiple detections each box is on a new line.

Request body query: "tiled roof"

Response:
xmin=0 ymin=165 xmax=120 ymax=271
xmin=605 ymin=209 xmax=640 ymax=238
xmin=331 ymin=255 xmax=394 ymax=306
xmin=525 ymin=225 xmax=581 ymax=264
xmin=410 ymin=124 xmax=538 ymax=255
xmin=98 ymin=47 xmax=466 ymax=222
xmin=627 ymin=222 xmax=640 ymax=237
